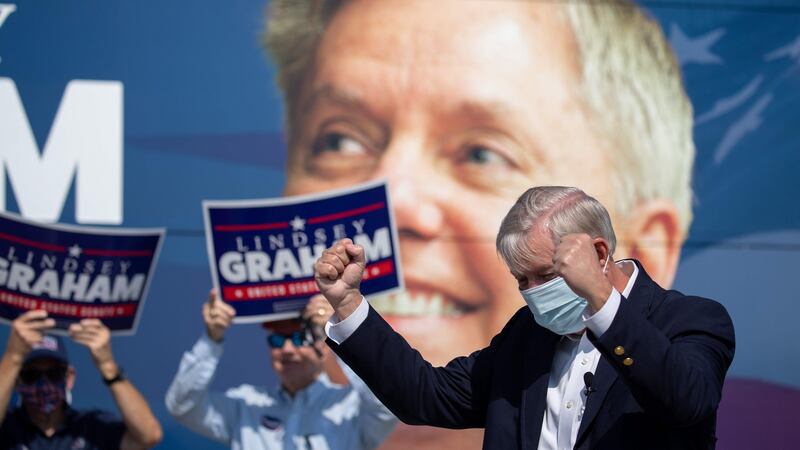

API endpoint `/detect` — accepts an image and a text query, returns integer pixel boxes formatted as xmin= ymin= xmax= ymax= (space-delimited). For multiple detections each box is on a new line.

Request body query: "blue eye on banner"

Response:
xmin=203 ymin=180 xmax=403 ymax=323
xmin=0 ymin=211 xmax=165 ymax=334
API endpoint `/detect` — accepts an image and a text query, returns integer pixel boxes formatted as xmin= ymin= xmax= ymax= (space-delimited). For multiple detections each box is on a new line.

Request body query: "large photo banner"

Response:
xmin=0 ymin=212 xmax=164 ymax=334
xmin=204 ymin=181 xmax=402 ymax=323
xmin=0 ymin=0 xmax=798 ymax=449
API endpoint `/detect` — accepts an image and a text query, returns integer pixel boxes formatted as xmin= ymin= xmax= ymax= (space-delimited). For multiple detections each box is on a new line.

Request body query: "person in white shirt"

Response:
xmin=165 ymin=292 xmax=397 ymax=450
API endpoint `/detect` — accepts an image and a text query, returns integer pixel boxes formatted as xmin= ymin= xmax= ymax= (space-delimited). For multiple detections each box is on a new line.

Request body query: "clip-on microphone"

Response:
xmin=583 ymin=371 xmax=596 ymax=397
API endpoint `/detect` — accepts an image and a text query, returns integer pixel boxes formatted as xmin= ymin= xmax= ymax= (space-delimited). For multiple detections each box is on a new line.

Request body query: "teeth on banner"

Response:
xmin=370 ymin=291 xmax=463 ymax=318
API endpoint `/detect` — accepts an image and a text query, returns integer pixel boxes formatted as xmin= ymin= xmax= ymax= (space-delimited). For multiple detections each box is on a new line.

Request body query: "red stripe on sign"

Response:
xmin=223 ymin=260 xmax=395 ymax=301
xmin=223 ymin=279 xmax=319 ymax=301
xmin=307 ymin=202 xmax=385 ymax=225
xmin=83 ymin=248 xmax=153 ymax=257
xmin=214 ymin=222 xmax=290 ymax=232
xmin=0 ymin=289 xmax=137 ymax=318
xmin=0 ymin=232 xmax=66 ymax=252
xmin=360 ymin=260 xmax=395 ymax=281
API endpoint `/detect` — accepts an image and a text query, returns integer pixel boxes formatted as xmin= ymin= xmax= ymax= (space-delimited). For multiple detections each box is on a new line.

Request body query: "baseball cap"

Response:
xmin=262 ymin=318 xmax=303 ymax=335
xmin=24 ymin=335 xmax=69 ymax=366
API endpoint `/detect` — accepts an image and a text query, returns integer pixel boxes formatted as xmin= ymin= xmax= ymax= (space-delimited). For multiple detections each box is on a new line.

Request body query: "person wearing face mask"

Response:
xmin=164 ymin=292 xmax=396 ymax=449
xmin=0 ymin=310 xmax=163 ymax=449
xmin=314 ymin=186 xmax=736 ymax=450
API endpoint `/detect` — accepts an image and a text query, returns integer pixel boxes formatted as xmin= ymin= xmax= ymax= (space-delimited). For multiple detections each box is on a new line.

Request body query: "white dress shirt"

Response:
xmin=165 ymin=334 xmax=397 ymax=450
xmin=537 ymin=260 xmax=638 ymax=450
xmin=326 ymin=259 xmax=638 ymax=450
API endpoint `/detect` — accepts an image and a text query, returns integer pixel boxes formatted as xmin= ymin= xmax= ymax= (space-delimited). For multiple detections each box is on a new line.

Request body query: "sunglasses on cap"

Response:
xmin=267 ymin=330 xmax=313 ymax=349
xmin=19 ymin=366 xmax=68 ymax=385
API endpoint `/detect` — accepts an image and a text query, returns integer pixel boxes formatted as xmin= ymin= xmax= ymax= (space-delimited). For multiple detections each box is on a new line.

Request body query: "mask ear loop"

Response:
xmin=602 ymin=253 xmax=612 ymax=273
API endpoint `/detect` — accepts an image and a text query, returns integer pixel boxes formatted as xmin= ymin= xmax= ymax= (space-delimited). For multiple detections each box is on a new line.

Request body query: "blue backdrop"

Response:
xmin=1 ymin=1 xmax=799 ymax=448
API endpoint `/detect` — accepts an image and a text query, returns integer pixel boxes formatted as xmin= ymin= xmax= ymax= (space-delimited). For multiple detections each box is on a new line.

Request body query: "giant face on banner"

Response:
xmin=267 ymin=1 xmax=692 ymax=447
xmin=5 ymin=0 xmax=797 ymax=449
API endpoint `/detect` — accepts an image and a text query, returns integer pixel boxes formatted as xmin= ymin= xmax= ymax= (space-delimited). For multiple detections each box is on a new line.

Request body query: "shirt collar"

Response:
xmin=568 ymin=259 xmax=639 ymax=342
xmin=16 ymin=404 xmax=75 ymax=436
xmin=277 ymin=372 xmax=333 ymax=402
xmin=617 ymin=259 xmax=639 ymax=298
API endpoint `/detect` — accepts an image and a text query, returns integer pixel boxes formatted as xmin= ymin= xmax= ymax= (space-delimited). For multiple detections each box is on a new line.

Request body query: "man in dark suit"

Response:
xmin=313 ymin=186 xmax=735 ymax=449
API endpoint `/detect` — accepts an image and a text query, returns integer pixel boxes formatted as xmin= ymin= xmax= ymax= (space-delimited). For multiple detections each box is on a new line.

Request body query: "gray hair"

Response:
xmin=263 ymin=0 xmax=342 ymax=135
xmin=263 ymin=0 xmax=695 ymax=233
xmin=496 ymin=186 xmax=616 ymax=278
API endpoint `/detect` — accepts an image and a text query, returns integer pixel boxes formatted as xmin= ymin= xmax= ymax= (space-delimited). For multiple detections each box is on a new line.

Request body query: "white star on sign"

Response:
xmin=289 ymin=216 xmax=306 ymax=231
xmin=68 ymin=244 xmax=82 ymax=258
xmin=669 ymin=24 xmax=725 ymax=66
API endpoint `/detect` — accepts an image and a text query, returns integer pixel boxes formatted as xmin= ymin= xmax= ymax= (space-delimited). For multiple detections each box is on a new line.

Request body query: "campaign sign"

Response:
xmin=0 ymin=212 xmax=165 ymax=335
xmin=204 ymin=181 xmax=403 ymax=323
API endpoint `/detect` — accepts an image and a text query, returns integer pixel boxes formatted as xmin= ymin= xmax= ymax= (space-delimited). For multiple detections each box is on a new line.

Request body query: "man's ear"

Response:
xmin=591 ymin=237 xmax=611 ymax=265
xmin=66 ymin=366 xmax=76 ymax=391
xmin=616 ymin=199 xmax=684 ymax=288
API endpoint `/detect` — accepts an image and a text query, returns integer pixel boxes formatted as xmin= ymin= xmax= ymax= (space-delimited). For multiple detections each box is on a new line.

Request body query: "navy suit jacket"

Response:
xmin=330 ymin=261 xmax=735 ymax=449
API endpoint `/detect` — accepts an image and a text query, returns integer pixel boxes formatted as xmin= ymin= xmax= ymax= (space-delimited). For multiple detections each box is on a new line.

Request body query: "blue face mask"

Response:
xmin=17 ymin=378 xmax=66 ymax=415
xmin=521 ymin=277 xmax=587 ymax=335
xmin=520 ymin=255 xmax=610 ymax=335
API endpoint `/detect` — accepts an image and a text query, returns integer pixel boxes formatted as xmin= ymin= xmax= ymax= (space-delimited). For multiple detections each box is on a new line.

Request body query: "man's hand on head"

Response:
xmin=203 ymin=289 xmax=235 ymax=343
xmin=552 ymin=233 xmax=613 ymax=312
xmin=314 ymin=239 xmax=366 ymax=321
xmin=68 ymin=319 xmax=118 ymax=379
xmin=4 ymin=310 xmax=55 ymax=364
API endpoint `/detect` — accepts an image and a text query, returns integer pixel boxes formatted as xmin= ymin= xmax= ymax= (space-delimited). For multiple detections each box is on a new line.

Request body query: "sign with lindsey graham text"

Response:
xmin=0 ymin=212 xmax=165 ymax=335
xmin=203 ymin=181 xmax=403 ymax=323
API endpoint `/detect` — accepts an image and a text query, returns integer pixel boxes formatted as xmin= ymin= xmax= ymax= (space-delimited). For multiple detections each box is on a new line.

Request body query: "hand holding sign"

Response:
xmin=303 ymin=295 xmax=334 ymax=328
xmin=69 ymin=319 xmax=118 ymax=379
xmin=5 ymin=310 xmax=55 ymax=362
xmin=202 ymin=289 xmax=236 ymax=343
xmin=303 ymin=294 xmax=334 ymax=341
xmin=314 ymin=239 xmax=366 ymax=321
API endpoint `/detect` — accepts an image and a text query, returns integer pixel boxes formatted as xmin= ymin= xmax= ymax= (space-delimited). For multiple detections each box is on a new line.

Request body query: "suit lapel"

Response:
xmin=628 ymin=259 xmax=661 ymax=317
xmin=575 ymin=259 xmax=661 ymax=445
xmin=520 ymin=325 xmax=559 ymax=450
